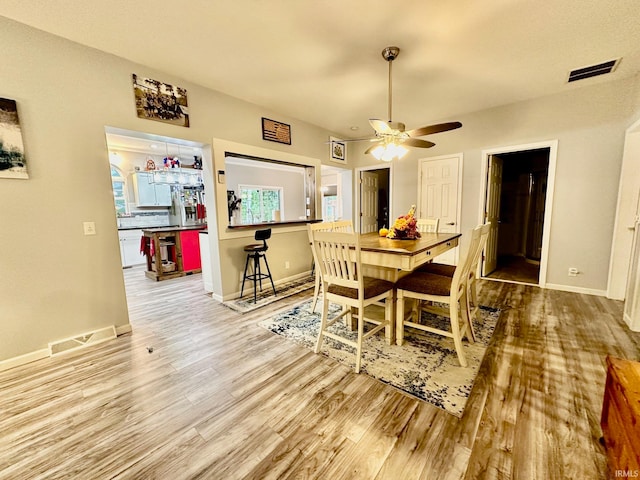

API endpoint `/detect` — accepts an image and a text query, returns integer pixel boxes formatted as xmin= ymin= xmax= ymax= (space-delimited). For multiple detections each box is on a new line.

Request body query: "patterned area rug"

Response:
xmin=258 ymin=299 xmax=500 ymax=417
xmin=223 ymin=277 xmax=315 ymax=314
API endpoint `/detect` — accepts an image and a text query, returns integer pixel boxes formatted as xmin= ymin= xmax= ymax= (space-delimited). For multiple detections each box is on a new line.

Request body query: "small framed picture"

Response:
xmin=329 ymin=136 xmax=346 ymax=163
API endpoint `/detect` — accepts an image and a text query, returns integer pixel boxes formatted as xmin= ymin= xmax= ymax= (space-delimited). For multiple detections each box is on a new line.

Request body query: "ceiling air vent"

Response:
xmin=568 ymin=58 xmax=620 ymax=83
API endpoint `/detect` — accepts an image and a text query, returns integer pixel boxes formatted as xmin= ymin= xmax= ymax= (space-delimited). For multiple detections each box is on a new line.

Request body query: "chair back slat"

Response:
xmin=470 ymin=223 xmax=491 ymax=278
xmin=416 ymin=218 xmax=440 ymax=233
xmin=332 ymin=220 xmax=353 ymax=233
xmin=450 ymin=225 xmax=484 ymax=296
xmin=312 ymin=230 xmax=360 ymax=291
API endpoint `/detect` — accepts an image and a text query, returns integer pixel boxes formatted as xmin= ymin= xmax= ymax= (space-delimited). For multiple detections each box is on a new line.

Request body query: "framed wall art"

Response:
xmin=329 ymin=136 xmax=346 ymax=164
xmin=262 ymin=117 xmax=291 ymax=145
xmin=132 ymin=74 xmax=190 ymax=127
xmin=0 ymin=97 xmax=28 ymax=179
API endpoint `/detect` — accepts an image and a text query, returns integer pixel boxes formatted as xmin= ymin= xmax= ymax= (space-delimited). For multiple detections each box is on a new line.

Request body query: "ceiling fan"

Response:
xmin=344 ymin=46 xmax=462 ymax=161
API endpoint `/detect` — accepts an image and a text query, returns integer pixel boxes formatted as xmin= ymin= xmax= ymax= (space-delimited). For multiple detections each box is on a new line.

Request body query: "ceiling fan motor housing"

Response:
xmin=382 ymin=46 xmax=400 ymax=62
xmin=386 ymin=121 xmax=405 ymax=132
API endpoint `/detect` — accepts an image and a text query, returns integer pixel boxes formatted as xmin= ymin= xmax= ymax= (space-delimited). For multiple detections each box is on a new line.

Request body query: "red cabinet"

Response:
xmin=180 ymin=230 xmax=202 ymax=273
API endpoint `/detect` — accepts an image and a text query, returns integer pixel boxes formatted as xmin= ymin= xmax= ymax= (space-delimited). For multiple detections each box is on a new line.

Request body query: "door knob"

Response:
xmin=446 ymin=222 xmax=455 ymax=225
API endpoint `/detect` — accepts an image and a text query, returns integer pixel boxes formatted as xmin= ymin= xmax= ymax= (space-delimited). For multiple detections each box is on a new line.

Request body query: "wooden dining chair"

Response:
xmin=308 ymin=220 xmax=353 ymax=313
xmin=310 ymin=229 xmax=394 ymax=373
xmin=395 ymin=224 xmax=486 ymax=367
xmin=416 ymin=218 xmax=440 ymax=233
xmin=418 ymin=223 xmax=491 ymax=324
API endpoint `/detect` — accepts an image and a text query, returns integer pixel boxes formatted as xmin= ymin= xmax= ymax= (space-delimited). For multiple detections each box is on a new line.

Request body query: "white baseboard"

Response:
xmin=116 ymin=324 xmax=133 ymax=335
xmin=211 ymin=293 xmax=224 ymax=302
xmin=224 ymin=270 xmax=313 ymax=302
xmin=545 ymin=283 xmax=607 ymax=297
xmin=0 ymin=323 xmax=132 ymax=372
xmin=0 ymin=348 xmax=49 ymax=372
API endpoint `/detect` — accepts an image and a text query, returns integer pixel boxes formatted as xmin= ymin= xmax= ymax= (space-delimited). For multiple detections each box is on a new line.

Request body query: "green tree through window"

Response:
xmin=239 ymin=184 xmax=283 ymax=223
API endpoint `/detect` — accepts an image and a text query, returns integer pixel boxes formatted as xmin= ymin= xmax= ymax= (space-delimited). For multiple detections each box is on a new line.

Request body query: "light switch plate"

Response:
xmin=83 ymin=222 xmax=96 ymax=235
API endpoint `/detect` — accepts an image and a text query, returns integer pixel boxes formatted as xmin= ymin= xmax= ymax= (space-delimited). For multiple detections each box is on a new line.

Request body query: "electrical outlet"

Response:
xmin=568 ymin=267 xmax=578 ymax=277
xmin=285 ymin=261 xmax=290 ymax=269
xmin=83 ymin=221 xmax=96 ymax=235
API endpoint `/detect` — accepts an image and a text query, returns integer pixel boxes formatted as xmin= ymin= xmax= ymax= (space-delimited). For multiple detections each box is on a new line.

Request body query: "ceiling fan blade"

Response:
xmin=403 ymin=138 xmax=436 ymax=148
xmin=340 ymin=137 xmax=379 ymax=143
xmin=406 ymin=121 xmax=462 ymax=137
xmin=324 ymin=136 xmax=376 ymax=144
xmin=364 ymin=142 xmax=383 ymax=155
xmin=369 ymin=119 xmax=393 ymax=134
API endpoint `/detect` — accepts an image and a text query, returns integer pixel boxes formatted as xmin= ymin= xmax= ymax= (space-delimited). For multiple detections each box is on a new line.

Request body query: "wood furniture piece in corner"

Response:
xmin=601 ymin=355 xmax=640 ymax=476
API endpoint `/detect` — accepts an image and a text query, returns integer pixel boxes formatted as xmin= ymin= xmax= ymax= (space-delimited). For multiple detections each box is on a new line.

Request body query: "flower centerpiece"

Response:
xmin=387 ymin=205 xmax=420 ymax=239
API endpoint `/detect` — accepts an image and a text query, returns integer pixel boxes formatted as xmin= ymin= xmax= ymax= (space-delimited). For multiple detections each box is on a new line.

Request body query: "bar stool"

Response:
xmin=240 ymin=228 xmax=276 ymax=303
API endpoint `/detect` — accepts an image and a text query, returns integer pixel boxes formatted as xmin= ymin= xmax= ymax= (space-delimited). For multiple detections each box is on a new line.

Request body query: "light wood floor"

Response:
xmin=1 ymin=266 xmax=638 ymax=479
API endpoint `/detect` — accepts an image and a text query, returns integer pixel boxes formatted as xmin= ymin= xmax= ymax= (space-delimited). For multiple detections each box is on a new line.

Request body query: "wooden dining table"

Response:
xmin=359 ymin=231 xmax=461 ymax=282
xmin=356 ymin=231 xmax=462 ymax=344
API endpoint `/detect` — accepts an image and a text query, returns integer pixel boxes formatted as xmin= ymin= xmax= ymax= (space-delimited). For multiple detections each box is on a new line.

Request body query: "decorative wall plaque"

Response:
xmin=262 ymin=117 xmax=291 ymax=145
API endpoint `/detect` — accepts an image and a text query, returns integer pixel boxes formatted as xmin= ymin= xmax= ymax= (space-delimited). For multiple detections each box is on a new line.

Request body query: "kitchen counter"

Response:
xmin=118 ymin=225 xmax=173 ymax=231
xmin=142 ymin=225 xmax=207 ymax=233
xmin=227 ymin=219 xmax=321 ymax=230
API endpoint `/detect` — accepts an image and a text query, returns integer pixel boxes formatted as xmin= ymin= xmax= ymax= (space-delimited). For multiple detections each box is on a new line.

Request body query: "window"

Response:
xmin=239 ymin=184 xmax=283 ymax=223
xmin=110 ymin=165 xmax=127 ymax=216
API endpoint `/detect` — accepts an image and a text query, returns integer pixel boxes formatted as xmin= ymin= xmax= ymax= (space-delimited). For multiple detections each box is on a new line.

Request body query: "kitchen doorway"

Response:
xmin=104 ymin=126 xmax=211 ymax=304
xmin=479 ymin=141 xmax=558 ymax=287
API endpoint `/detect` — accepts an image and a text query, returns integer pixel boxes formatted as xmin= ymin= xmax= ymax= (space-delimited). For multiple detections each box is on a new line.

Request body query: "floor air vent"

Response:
xmin=568 ymin=58 xmax=620 ymax=83
xmin=48 ymin=326 xmax=117 ymax=356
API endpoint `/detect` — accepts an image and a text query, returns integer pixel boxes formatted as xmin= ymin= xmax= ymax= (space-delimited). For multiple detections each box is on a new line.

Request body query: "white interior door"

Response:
xmin=483 ymin=154 xmax=503 ymax=275
xmin=418 ymin=155 xmax=460 ymax=265
xmin=624 ymin=190 xmax=640 ymax=330
xmin=360 ymin=171 xmax=379 ymax=233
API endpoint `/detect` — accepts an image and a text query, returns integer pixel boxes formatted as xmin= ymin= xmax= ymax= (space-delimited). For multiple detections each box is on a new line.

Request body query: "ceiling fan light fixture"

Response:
xmin=371 ymin=141 xmax=408 ymax=162
xmin=350 ymin=46 xmax=461 ymax=160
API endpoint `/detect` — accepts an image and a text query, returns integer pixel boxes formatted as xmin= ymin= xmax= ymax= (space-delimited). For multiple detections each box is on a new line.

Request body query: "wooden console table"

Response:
xmin=601 ymin=356 xmax=640 ymax=475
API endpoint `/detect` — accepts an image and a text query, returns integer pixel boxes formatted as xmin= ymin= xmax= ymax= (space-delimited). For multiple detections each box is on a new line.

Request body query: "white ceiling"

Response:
xmin=2 ymin=1 xmax=640 ymax=139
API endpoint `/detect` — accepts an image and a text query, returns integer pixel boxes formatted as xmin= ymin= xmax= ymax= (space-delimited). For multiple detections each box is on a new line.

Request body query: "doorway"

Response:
xmin=356 ymin=166 xmax=391 ymax=233
xmin=104 ymin=127 xmax=210 ymax=305
xmin=480 ymin=141 xmax=558 ymax=286
xmin=320 ymin=165 xmax=353 ymax=223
